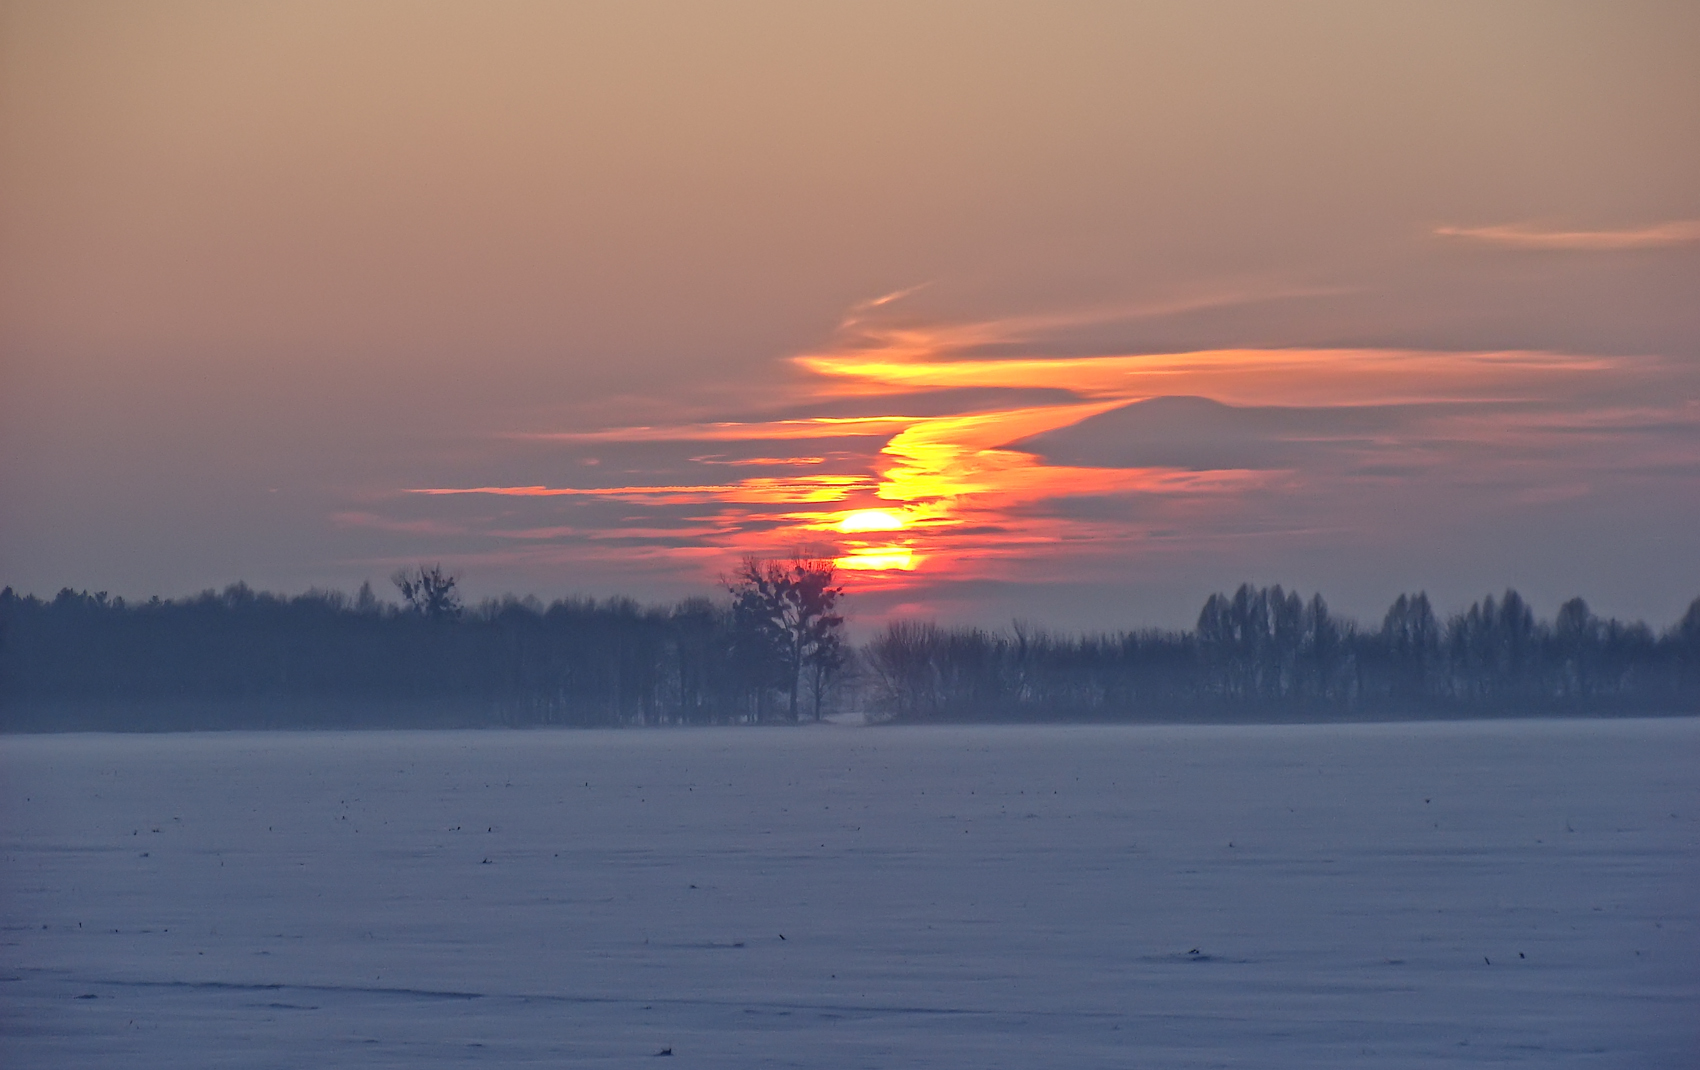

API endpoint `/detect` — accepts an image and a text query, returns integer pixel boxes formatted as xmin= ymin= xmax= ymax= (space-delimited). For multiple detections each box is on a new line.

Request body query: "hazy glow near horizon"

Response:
xmin=1 ymin=1 xmax=1696 ymax=628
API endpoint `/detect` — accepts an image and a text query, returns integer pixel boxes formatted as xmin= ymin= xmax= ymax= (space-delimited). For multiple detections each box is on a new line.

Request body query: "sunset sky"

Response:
xmin=3 ymin=1 xmax=1697 ymax=629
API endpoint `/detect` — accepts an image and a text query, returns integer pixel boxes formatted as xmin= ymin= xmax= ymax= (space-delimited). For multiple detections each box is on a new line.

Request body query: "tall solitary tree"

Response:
xmin=726 ymin=556 xmax=845 ymax=722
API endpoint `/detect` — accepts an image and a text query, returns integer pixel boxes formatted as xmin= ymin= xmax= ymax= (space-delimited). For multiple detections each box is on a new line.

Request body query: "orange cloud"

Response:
xmin=390 ymin=298 xmax=1671 ymax=587
xmin=408 ymin=475 xmax=872 ymax=505
xmin=799 ymin=346 xmax=1618 ymax=407
xmin=692 ymin=455 xmax=829 ymax=466
xmin=508 ymin=416 xmax=914 ymax=443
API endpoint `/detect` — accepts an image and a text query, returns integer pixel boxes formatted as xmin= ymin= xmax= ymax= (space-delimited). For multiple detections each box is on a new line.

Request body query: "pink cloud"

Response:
xmin=1434 ymin=220 xmax=1700 ymax=251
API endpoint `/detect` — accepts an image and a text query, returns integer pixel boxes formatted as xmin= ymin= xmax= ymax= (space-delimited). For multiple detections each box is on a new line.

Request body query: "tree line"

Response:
xmin=2 ymin=572 xmax=1696 ymax=731
xmin=865 ymin=586 xmax=1700 ymax=721
xmin=0 ymin=559 xmax=845 ymax=731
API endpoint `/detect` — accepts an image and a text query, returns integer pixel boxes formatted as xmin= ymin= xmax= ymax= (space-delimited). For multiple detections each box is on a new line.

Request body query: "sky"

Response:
xmin=2 ymin=0 xmax=1697 ymax=631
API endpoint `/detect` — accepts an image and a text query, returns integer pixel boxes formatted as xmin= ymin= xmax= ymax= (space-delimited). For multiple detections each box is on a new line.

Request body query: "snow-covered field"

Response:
xmin=2 ymin=719 xmax=1695 ymax=1068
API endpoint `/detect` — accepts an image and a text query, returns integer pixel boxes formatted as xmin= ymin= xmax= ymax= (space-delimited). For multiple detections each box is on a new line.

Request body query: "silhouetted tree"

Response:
xmin=4 ymin=579 xmax=1698 ymax=730
xmin=1380 ymin=592 xmax=1440 ymax=699
xmin=865 ymin=620 xmax=947 ymax=720
xmin=1447 ymin=590 xmax=1538 ymax=699
xmin=726 ymin=556 xmax=845 ymax=722
xmin=391 ymin=565 xmax=461 ymax=619
xmin=1553 ymin=597 xmax=1600 ymax=696
xmin=805 ymin=616 xmax=847 ymax=721
xmin=1198 ymin=584 xmax=1296 ymax=699
xmin=1301 ymin=593 xmax=1350 ymax=700
xmin=1671 ymin=596 xmax=1700 ymax=702
xmin=1197 ymin=585 xmax=1265 ymax=698
xmin=354 ymin=581 xmax=381 ymax=615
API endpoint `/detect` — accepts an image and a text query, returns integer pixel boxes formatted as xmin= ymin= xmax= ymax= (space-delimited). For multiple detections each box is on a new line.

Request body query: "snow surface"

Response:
xmin=2 ymin=719 xmax=1696 ymax=1068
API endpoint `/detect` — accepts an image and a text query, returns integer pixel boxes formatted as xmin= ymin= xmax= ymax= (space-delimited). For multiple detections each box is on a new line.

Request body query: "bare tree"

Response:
xmin=391 ymin=565 xmax=462 ymax=620
xmin=804 ymin=613 xmax=847 ymax=721
xmin=725 ymin=556 xmax=845 ymax=722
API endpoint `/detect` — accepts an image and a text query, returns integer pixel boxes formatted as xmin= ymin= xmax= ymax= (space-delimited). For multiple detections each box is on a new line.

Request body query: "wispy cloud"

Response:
xmin=1434 ymin=220 xmax=1700 ymax=251
xmin=796 ymin=345 xmax=1616 ymax=406
xmin=506 ymin=416 xmax=915 ymax=443
xmin=369 ymin=291 xmax=1697 ymax=595
xmin=409 ymin=475 xmax=872 ymax=505
xmin=840 ymin=282 xmax=932 ymax=325
xmin=691 ymin=455 xmax=829 ymax=466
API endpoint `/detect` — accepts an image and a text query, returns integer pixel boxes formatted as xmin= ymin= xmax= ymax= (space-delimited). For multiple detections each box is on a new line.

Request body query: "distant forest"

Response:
xmin=2 ymin=567 xmax=1697 ymax=731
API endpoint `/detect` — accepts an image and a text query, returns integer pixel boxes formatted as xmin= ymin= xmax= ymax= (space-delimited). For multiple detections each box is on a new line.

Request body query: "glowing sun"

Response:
xmin=836 ymin=546 xmax=916 ymax=571
xmin=835 ymin=509 xmax=907 ymax=533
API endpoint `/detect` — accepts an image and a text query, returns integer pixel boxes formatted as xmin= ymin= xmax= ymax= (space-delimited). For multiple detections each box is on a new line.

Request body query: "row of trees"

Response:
xmin=0 ymin=558 xmax=846 ymax=730
xmin=2 ymin=574 xmax=1696 ymax=730
xmin=864 ymin=585 xmax=1700 ymax=721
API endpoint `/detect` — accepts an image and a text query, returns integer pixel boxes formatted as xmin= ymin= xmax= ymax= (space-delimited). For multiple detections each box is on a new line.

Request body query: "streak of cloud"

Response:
xmin=840 ymin=283 xmax=933 ymax=326
xmin=1434 ymin=220 xmax=1700 ymax=251
xmin=383 ymin=293 xmax=1694 ymax=594
xmin=409 ymin=475 xmax=871 ymax=505
xmin=506 ymin=417 xmax=916 ymax=443
xmin=691 ymin=455 xmax=829 ymax=467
